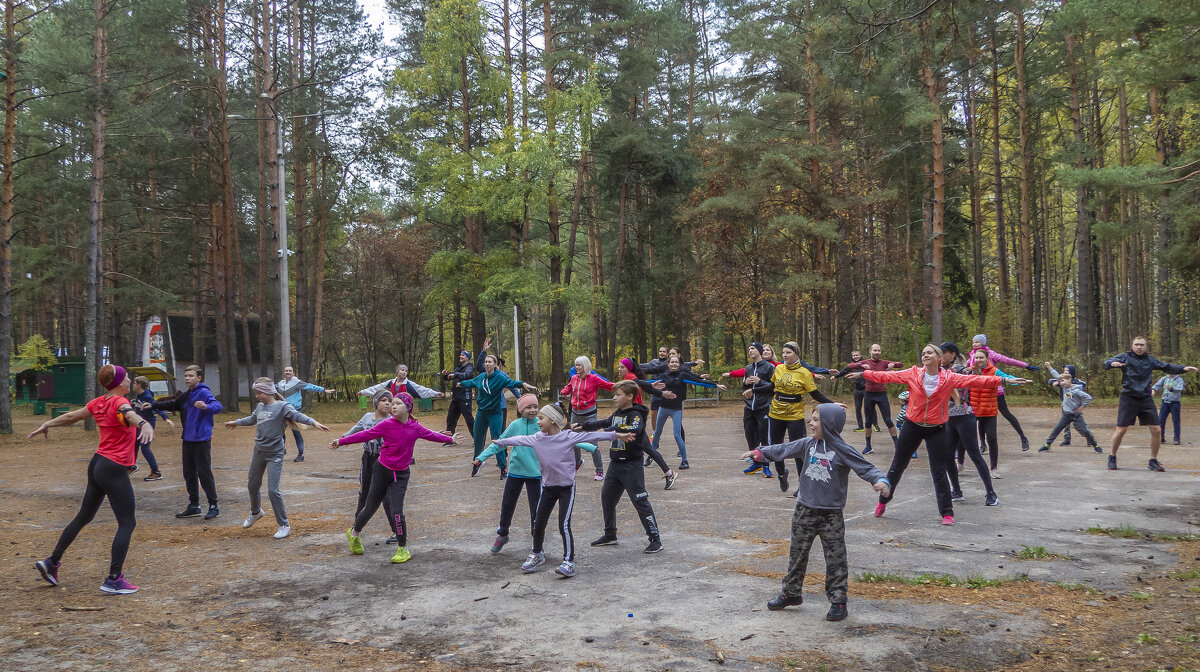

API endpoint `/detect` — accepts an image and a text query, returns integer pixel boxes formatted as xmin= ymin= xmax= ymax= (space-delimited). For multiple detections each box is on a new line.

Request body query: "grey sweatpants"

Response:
xmin=248 ymin=452 xmax=288 ymax=526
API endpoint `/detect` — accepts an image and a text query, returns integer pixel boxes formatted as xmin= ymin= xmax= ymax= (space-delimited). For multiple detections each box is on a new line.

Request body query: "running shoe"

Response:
xmin=127 ymin=464 xmax=139 ymax=475
xmin=942 ymin=515 xmax=955 ymax=526
xmin=778 ymin=470 xmax=789 ymax=493
xmin=594 ymin=472 xmax=604 ymax=481
xmin=491 ymin=535 xmax=509 ymax=554
xmin=1107 ymin=455 xmax=1117 ymax=470
xmin=204 ymin=505 xmax=220 ymax=520
xmin=873 ymin=502 xmax=886 ymax=518
xmin=644 ymin=539 xmax=663 ymax=554
xmin=951 ymin=491 xmax=964 ymax=503
xmin=1092 ymin=445 xmax=1103 ymax=453
xmin=1173 ymin=441 xmax=1181 ymax=446
xmin=825 ymin=603 xmax=847 ymax=621
xmin=242 ymin=510 xmax=264 ymax=529
xmin=663 ymin=470 xmax=677 ymax=490
xmin=591 ymin=534 xmax=618 ymax=547
xmin=274 ymin=525 xmax=291 ymax=539
xmin=1059 ymin=439 xmax=1071 ymax=446
xmin=762 ymin=465 xmax=774 ymax=479
xmin=293 ymin=455 xmax=304 ymax=462
xmin=862 ymin=445 xmax=872 ymax=455
xmin=678 ymin=461 xmax=689 ymax=470
xmin=1038 ymin=444 xmax=1050 ymax=453
xmin=471 ymin=462 xmax=482 ymax=477
xmin=853 ymin=427 xmax=865 ymax=432
xmin=1147 ymin=459 xmax=1166 ymax=472
xmin=521 ymin=552 xmax=545 ymax=572
xmin=99 ymin=574 xmax=139 ymax=594
xmin=554 ymin=560 xmax=576 ymax=578
xmin=643 ymin=456 xmax=653 ymax=467
xmin=985 ymin=493 xmax=1000 ymax=506
xmin=767 ymin=593 xmax=803 ymax=610
xmin=35 ymin=558 xmax=60 ymax=586
xmin=143 ymin=472 xmax=163 ymax=481
xmin=346 ymin=528 xmax=364 ymax=555
xmin=743 ymin=463 xmax=763 ymax=475
xmin=390 ymin=546 xmax=412 ymax=564
xmin=500 ymin=468 xmax=508 ymax=479
xmin=175 ymin=504 xmax=202 ymax=518
xmin=386 ymin=535 xmax=399 ymax=545
xmin=990 ymin=469 xmax=1002 ymax=479
xmin=1020 ymin=438 xmax=1030 ymax=452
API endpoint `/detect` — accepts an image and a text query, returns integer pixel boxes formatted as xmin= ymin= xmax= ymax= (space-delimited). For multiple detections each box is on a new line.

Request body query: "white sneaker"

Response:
xmin=273 ymin=525 xmax=291 ymax=539
xmin=990 ymin=469 xmax=1002 ymax=479
xmin=242 ymin=510 xmax=264 ymax=529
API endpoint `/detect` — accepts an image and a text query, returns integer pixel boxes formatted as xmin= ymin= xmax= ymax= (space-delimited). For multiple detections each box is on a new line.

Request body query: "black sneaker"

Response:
xmin=985 ymin=492 xmax=1000 ymax=506
xmin=644 ymin=538 xmax=663 ymax=554
xmin=1147 ymin=459 xmax=1165 ymax=472
xmin=767 ymin=593 xmax=803 ymax=611
xmin=470 ymin=462 xmax=482 ymax=477
xmin=1038 ymin=444 xmax=1050 ymax=452
xmin=1092 ymin=445 xmax=1103 ymax=454
xmin=826 ymin=603 xmax=848 ymax=621
xmin=1107 ymin=455 xmax=1117 ymax=470
xmin=293 ymin=455 xmax=304 ymax=462
xmin=591 ymin=534 xmax=618 ymax=547
xmin=951 ymin=491 xmax=964 ymax=502
xmin=204 ymin=505 xmax=220 ymax=520
xmin=778 ymin=470 xmax=789 ymax=493
xmin=175 ymin=505 xmax=203 ymax=519
xmin=1020 ymin=437 xmax=1030 ymax=452
xmin=386 ymin=534 xmax=399 ymax=545
xmin=1059 ymin=439 xmax=1071 ymax=446
xmin=643 ymin=456 xmax=653 ymax=467
xmin=678 ymin=461 xmax=689 ymax=470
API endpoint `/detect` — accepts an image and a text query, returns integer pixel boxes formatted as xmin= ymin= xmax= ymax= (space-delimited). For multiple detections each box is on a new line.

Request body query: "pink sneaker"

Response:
xmin=873 ymin=502 xmax=886 ymax=518
xmin=942 ymin=515 xmax=955 ymax=526
xmin=99 ymin=574 xmax=139 ymax=594
xmin=594 ymin=472 xmax=604 ymax=481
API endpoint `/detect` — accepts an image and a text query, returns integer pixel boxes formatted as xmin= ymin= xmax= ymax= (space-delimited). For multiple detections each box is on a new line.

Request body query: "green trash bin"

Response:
xmin=417 ymin=397 xmax=433 ymax=413
xmin=51 ymin=405 xmax=71 ymax=418
xmin=358 ymin=395 xmax=369 ymax=410
xmin=33 ymin=400 xmax=47 ymax=415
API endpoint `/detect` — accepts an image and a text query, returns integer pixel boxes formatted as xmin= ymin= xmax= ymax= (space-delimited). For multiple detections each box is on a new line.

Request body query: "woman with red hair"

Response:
xmin=29 ymin=364 xmax=153 ymax=594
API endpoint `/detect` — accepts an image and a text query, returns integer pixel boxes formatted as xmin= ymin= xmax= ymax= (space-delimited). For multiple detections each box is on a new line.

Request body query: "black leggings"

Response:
xmin=767 ymin=417 xmax=806 ymax=487
xmin=977 ymin=415 xmax=999 ymax=470
xmin=945 ymin=415 xmax=995 ymax=496
xmin=743 ymin=406 xmax=769 ymax=452
xmin=354 ymin=463 xmax=410 ymax=546
xmin=642 ymin=442 xmax=671 ymax=473
xmin=995 ymin=395 xmax=1027 ymax=441
xmin=531 ymin=484 xmax=575 ymax=562
xmin=878 ymin=422 xmax=955 ymax=517
xmin=497 ymin=476 xmax=540 ymax=537
xmin=358 ymin=451 xmax=396 ymax=534
xmin=52 ymin=454 xmax=137 ymax=578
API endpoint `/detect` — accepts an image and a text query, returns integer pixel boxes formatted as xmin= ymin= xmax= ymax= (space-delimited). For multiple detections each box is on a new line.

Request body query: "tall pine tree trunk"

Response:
xmin=1015 ymin=8 xmax=1034 ymax=356
xmin=85 ymin=0 xmax=108 ymax=426
xmin=990 ymin=20 xmax=1009 ymax=342
xmin=0 ymin=0 xmax=17 ymax=432
xmin=1064 ymin=6 xmax=1094 ymax=355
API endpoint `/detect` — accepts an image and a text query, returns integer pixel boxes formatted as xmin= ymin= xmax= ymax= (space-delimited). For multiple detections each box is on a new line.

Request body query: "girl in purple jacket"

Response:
xmin=968 ymin=335 xmax=1040 ymax=452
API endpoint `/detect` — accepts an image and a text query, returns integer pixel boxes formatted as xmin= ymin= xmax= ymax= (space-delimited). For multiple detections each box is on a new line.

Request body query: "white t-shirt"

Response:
xmin=922 ymin=371 xmax=940 ymax=397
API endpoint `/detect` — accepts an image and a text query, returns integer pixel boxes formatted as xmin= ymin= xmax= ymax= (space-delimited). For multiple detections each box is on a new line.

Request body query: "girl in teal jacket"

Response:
xmin=458 ymin=352 xmax=538 ymax=476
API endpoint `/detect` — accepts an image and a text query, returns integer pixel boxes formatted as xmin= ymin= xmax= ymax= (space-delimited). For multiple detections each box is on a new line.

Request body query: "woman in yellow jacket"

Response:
xmin=765 ymin=341 xmax=836 ymax=493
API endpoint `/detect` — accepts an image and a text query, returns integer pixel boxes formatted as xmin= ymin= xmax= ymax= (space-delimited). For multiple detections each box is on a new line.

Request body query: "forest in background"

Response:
xmin=0 ymin=0 xmax=1197 ymax=426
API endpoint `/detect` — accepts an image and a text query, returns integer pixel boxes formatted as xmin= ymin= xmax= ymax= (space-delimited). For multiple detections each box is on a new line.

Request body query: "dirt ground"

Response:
xmin=2 ymin=399 xmax=1198 ymax=671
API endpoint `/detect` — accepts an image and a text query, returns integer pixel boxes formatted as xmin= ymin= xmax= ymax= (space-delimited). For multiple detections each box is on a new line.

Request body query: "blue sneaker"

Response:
xmin=862 ymin=445 xmax=873 ymax=455
xmin=521 ymin=552 xmax=545 ymax=572
xmin=36 ymin=558 xmax=60 ymax=586
xmin=743 ymin=463 xmax=763 ymax=475
xmin=99 ymin=574 xmax=139 ymax=595
xmin=762 ymin=465 xmax=774 ymax=479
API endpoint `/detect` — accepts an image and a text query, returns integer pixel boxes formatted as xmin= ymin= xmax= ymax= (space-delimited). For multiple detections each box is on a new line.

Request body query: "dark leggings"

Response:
xmin=995 ymin=395 xmax=1027 ymax=441
xmin=977 ymin=415 xmax=999 ymax=470
xmin=946 ymin=414 xmax=995 ymax=496
xmin=497 ymin=476 xmax=540 ymax=537
xmin=642 ymin=442 xmax=671 ymax=474
xmin=354 ymin=463 xmax=409 ymax=546
xmin=52 ymin=454 xmax=137 ymax=578
xmin=879 ymin=422 xmax=955 ymax=517
xmin=531 ymin=484 xmax=575 ymax=562
xmin=357 ymin=451 xmax=396 ymax=534
xmin=767 ymin=417 xmax=806 ymax=485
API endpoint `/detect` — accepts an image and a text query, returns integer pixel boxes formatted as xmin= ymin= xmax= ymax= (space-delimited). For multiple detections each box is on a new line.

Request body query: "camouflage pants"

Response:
xmin=782 ymin=504 xmax=848 ymax=604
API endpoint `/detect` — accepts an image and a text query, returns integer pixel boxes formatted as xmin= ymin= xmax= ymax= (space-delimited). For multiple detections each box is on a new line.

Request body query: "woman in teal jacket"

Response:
xmin=458 ymin=352 xmax=538 ymax=476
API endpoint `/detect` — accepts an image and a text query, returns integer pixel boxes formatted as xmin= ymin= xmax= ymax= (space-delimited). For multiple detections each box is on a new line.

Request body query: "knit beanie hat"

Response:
xmin=620 ymin=357 xmax=635 ymax=372
xmin=395 ymin=391 xmax=414 ymax=411
xmin=371 ymin=389 xmax=393 ymax=409
xmin=749 ymin=342 xmax=764 ymax=357
xmin=516 ymin=393 xmax=539 ymax=414
xmin=539 ymin=404 xmax=567 ymax=429
xmin=972 ymin=334 xmax=988 ymax=347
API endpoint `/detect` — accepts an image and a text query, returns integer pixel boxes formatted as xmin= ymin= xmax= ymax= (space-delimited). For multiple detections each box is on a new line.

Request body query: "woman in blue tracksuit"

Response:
xmin=132 ymin=376 xmax=174 ymax=480
xmin=636 ymin=354 xmax=727 ymax=470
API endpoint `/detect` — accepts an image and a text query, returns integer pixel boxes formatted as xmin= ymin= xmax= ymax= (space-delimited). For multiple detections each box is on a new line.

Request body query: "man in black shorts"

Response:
xmin=1104 ymin=336 xmax=1196 ymax=472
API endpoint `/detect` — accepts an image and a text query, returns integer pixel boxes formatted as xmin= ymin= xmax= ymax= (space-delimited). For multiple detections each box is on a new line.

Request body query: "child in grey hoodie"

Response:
xmin=1038 ymin=367 xmax=1099 ymax=453
xmin=226 ymin=379 xmax=330 ymax=538
xmin=741 ymin=404 xmax=890 ymax=622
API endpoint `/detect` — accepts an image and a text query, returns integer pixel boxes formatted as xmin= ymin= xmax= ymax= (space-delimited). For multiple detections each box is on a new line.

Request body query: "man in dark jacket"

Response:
xmin=1103 ymin=336 xmax=1196 ymax=472
xmin=740 ymin=343 xmax=775 ymax=476
xmin=145 ymin=365 xmax=223 ymax=519
xmin=441 ymin=350 xmax=476 ymax=437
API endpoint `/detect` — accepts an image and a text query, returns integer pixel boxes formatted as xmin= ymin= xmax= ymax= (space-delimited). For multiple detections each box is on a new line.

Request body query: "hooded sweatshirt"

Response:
xmin=345 ymin=412 xmax=388 ymax=455
xmin=580 ymin=403 xmax=651 ymax=462
xmin=494 ymin=429 xmax=612 ymax=487
xmin=233 ymin=401 xmax=317 ymax=457
xmin=1152 ymin=374 xmax=1186 ymax=403
xmin=458 ymin=369 xmax=525 ymax=412
xmin=1104 ymin=351 xmax=1189 ymax=398
xmin=276 ymin=377 xmax=327 ymax=408
xmin=561 ymin=372 xmax=615 ymax=413
xmin=476 ymin=417 xmax=600 ymax=478
xmin=753 ymin=404 xmax=888 ymax=510
xmin=151 ymin=382 xmax=223 ymax=442
xmin=337 ymin=415 xmax=453 ymax=471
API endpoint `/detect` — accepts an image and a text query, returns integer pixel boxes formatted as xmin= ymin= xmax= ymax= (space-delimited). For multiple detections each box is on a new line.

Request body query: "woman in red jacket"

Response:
xmin=968 ymin=350 xmax=1031 ymax=479
xmin=562 ymin=356 xmax=615 ymax=480
xmin=845 ymin=344 xmax=1006 ymax=526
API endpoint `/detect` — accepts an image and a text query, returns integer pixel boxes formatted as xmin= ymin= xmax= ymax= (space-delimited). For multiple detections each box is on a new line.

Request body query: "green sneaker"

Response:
xmin=346 ymin=528 xmax=364 ymax=555
xmin=390 ymin=546 xmax=411 ymax=564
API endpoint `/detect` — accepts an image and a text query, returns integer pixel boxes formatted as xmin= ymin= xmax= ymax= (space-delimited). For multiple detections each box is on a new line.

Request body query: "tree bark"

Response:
xmin=964 ymin=27 xmax=986 ymax=328
xmin=1064 ymin=5 xmax=1094 ymax=355
xmin=1014 ymin=8 xmax=1034 ymax=357
xmin=0 ymin=0 xmax=17 ymax=432
xmin=85 ymin=0 xmax=108 ymax=426
xmin=990 ymin=19 xmax=1009 ymax=343
xmin=922 ymin=19 xmax=945 ymax=345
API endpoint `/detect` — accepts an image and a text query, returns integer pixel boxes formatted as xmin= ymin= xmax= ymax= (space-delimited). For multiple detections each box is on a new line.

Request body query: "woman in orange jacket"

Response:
xmin=968 ymin=350 xmax=1029 ymax=479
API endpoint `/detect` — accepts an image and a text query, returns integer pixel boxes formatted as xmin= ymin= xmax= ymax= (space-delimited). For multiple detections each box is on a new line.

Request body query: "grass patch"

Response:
xmin=1015 ymin=544 xmax=1069 ymax=560
xmin=1054 ymin=581 xmax=1101 ymax=594
xmin=1134 ymin=633 xmax=1157 ymax=645
xmin=1153 ymin=532 xmax=1200 ymax=542
xmin=1175 ymin=633 xmax=1198 ymax=644
xmin=854 ymin=572 xmax=1016 ymax=589
xmin=1086 ymin=524 xmax=1142 ymax=539
xmin=1130 ymin=591 xmax=1155 ymax=601
xmin=1170 ymin=568 xmax=1200 ymax=581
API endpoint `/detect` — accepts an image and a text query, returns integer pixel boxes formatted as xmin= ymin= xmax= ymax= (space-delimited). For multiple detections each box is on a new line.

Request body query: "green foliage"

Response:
xmin=1015 ymin=545 xmax=1068 ymax=560
xmin=1086 ymin=524 xmax=1144 ymax=539
xmin=14 ymin=335 xmax=58 ymax=371
xmin=854 ymin=572 xmax=1011 ymax=589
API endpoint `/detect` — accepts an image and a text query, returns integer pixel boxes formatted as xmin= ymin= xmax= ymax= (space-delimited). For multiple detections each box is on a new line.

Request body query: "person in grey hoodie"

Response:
xmin=1040 ymin=364 xmax=1100 ymax=453
xmin=741 ymin=404 xmax=890 ymax=622
xmin=226 ymin=379 xmax=330 ymax=539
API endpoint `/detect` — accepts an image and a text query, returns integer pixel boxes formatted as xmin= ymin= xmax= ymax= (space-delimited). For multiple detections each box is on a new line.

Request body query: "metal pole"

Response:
xmin=513 ymin=305 xmax=520 ymax=381
xmin=276 ymin=112 xmax=291 ymax=369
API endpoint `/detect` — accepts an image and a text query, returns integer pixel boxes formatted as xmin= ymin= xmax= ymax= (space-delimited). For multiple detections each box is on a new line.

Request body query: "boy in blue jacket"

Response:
xmin=742 ymin=404 xmax=889 ymax=622
xmin=144 ymin=365 xmax=223 ymax=519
